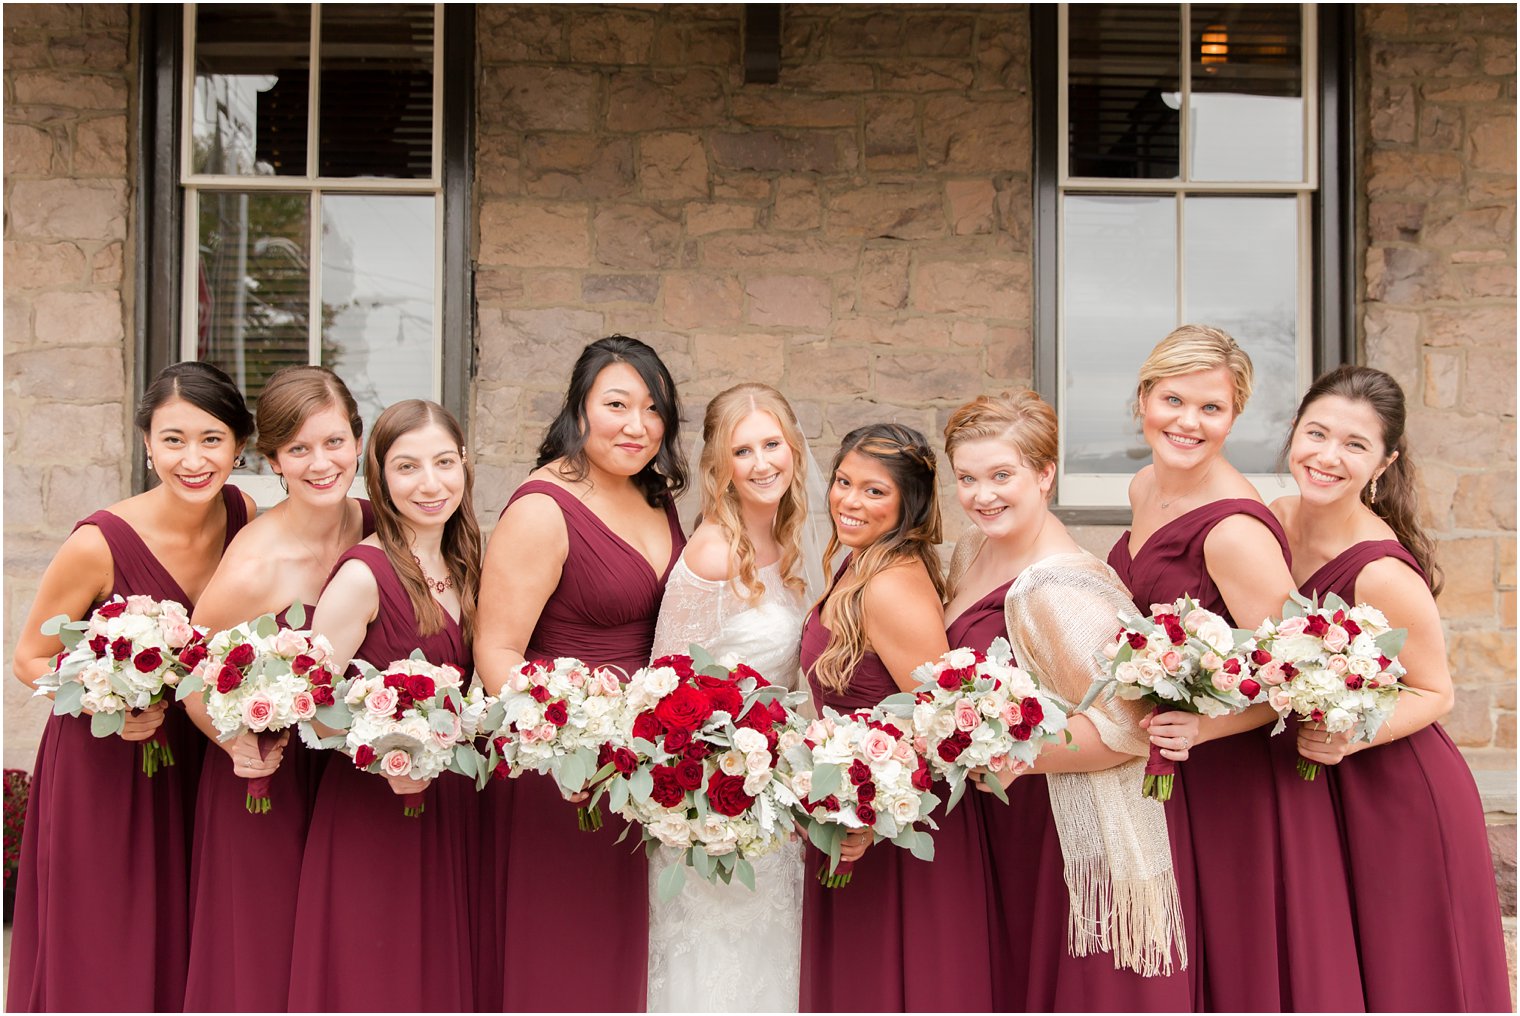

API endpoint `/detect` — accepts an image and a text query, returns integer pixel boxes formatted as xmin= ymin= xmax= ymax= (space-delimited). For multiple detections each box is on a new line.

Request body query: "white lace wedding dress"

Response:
xmin=645 ymin=558 xmax=806 ymax=1013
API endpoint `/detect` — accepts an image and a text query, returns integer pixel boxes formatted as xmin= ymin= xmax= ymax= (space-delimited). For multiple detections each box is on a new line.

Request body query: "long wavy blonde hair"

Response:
xmin=698 ymin=383 xmax=810 ymax=607
xmin=813 ymin=423 xmax=945 ymax=696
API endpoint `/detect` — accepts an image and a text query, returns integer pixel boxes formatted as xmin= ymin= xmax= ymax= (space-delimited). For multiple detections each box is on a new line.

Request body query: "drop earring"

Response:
xmin=1369 ymin=475 xmax=1379 ymax=505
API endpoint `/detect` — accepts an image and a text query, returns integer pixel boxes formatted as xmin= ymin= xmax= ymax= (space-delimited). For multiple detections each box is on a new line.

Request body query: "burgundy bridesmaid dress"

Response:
xmin=1108 ymin=498 xmax=1364 ymax=1012
xmin=798 ymin=560 xmax=996 ymax=1013
xmin=946 ymin=581 xmax=1193 ymax=1012
xmin=1301 ymin=540 xmax=1511 ymax=1012
xmin=482 ymin=480 xmax=685 ymax=1013
xmin=6 ymin=486 xmax=248 ymax=1013
xmin=285 ymin=544 xmax=478 ymax=1012
xmin=183 ymin=499 xmax=374 ymax=1011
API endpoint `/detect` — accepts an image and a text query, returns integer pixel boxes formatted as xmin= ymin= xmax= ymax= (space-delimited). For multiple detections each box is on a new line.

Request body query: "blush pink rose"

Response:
xmin=365 ymin=686 xmax=399 ymax=717
xmin=430 ymin=711 xmax=463 ymax=749
xmin=861 ymin=729 xmax=896 ymax=763
xmin=507 ymin=668 xmax=532 ymax=693
xmin=292 ymin=690 xmax=317 ymax=721
xmin=161 ymin=618 xmax=195 ymax=648
xmin=1257 ymin=661 xmax=1287 ymax=686
xmin=1210 ymin=669 xmax=1240 ymax=693
xmin=272 ymin=628 xmax=308 ymax=658
xmin=1322 ymin=625 xmax=1350 ymax=653
xmin=1274 ymin=616 xmax=1309 ymax=637
xmin=532 ymin=721 xmax=556 ymax=743
xmin=380 ymin=749 xmax=413 ymax=778
xmin=1159 ymin=650 xmax=1184 ymax=674
xmin=953 ymin=698 xmax=982 ymax=732
xmin=1326 ymin=655 xmax=1350 ymax=675
xmin=241 ymin=692 xmax=275 ymax=731
xmin=892 ymin=738 xmax=916 ymax=764
xmin=594 ymin=668 xmax=623 ymax=696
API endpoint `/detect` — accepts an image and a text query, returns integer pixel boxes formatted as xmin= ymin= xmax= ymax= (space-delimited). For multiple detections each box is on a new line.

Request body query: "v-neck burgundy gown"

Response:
xmin=6 ymin=486 xmax=248 ymax=1013
xmin=1300 ymin=540 xmax=1511 ymax=1012
xmin=480 ymin=480 xmax=685 ymax=1013
xmin=1108 ymin=498 xmax=1364 ymax=1012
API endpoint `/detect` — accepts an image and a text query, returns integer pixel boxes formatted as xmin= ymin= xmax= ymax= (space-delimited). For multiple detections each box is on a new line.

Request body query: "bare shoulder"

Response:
xmin=325 ymin=551 xmax=382 ymax=597
xmin=237 ymin=488 xmax=257 ymax=518
xmin=1128 ymin=466 xmax=1154 ymax=504
xmin=1268 ymin=494 xmax=1299 ymax=530
xmin=1356 ymin=554 xmax=1434 ymax=615
xmin=864 ymin=558 xmax=941 ymax=610
xmin=48 ymin=522 xmax=114 ymax=589
xmin=495 ymin=486 xmax=570 ymax=541
xmin=680 ymin=522 xmax=733 ymax=582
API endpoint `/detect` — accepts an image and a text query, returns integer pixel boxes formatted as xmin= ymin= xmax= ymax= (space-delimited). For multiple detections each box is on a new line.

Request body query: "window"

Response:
xmin=140 ymin=3 xmax=472 ymax=503
xmin=1034 ymin=4 xmax=1350 ymax=516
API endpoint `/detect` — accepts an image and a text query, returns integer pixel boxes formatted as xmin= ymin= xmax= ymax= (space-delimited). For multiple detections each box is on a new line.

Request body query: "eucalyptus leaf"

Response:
xmin=53 ymin=681 xmax=85 ymax=716
xmin=691 ymin=844 xmax=714 ymax=880
xmin=905 ymin=828 xmax=935 ymax=863
xmin=687 ymin=644 xmax=716 ymax=671
xmin=609 ymin=775 xmax=629 ymax=813
xmin=91 ymin=709 xmax=125 ymax=737
xmin=285 ymin=600 xmax=307 ymax=629
xmin=629 ymin=767 xmax=654 ymax=803
xmin=409 ymin=648 xmax=426 ymax=661
xmin=253 ymin=614 xmax=277 ymax=639
xmin=555 ymin=752 xmax=586 ymax=793
xmin=1374 ymin=629 xmax=1408 ymax=658
xmin=657 ymin=858 xmax=687 ymax=902
xmin=734 ymin=857 xmax=756 ymax=891
xmin=809 ymin=763 xmax=841 ymax=801
xmin=981 ymin=769 xmax=1010 ymax=805
xmin=40 ymin=614 xmax=69 ymax=637
xmin=454 ymin=744 xmax=479 ymax=778
xmin=315 ymin=703 xmax=352 ymax=729
xmin=59 ymin=628 xmax=85 ymax=651
xmin=945 ymin=775 xmax=967 ymax=813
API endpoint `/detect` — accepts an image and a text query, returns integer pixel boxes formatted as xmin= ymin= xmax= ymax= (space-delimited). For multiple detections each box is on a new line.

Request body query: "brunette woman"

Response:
xmin=799 ymin=423 xmax=995 ymax=1012
xmin=475 ymin=335 xmax=687 ymax=1012
xmin=942 ymin=392 xmax=1191 ymax=1011
xmin=1106 ymin=325 xmax=1363 ymax=1011
xmin=285 ymin=399 xmax=481 ymax=1011
xmin=183 ymin=366 xmax=373 ymax=1011
xmin=7 ymin=362 xmax=255 ymax=1013
xmin=1273 ymin=365 xmax=1510 ymax=1011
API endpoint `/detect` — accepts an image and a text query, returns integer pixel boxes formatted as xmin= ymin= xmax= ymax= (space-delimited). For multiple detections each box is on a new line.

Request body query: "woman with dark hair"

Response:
xmin=183 ymin=365 xmax=373 ymax=1011
xmin=7 ymin=362 xmax=255 ymax=1013
xmin=798 ymin=423 xmax=996 ymax=1012
xmin=286 ymin=399 xmax=481 ymax=1011
xmin=1271 ymin=365 xmax=1510 ymax=1011
xmin=475 ymin=335 xmax=687 ymax=1011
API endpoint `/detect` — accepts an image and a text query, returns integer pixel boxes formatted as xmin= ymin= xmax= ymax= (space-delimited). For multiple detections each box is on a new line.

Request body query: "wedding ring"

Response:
xmin=1180 ymin=736 xmax=1190 ymax=749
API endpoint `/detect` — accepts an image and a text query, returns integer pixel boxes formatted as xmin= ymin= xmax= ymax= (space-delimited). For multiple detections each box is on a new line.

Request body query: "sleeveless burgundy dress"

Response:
xmin=1300 ymin=540 xmax=1511 ymax=1012
xmin=183 ymin=499 xmax=375 ymax=1011
xmin=946 ymin=580 xmax=1193 ymax=1012
xmin=481 ymin=480 xmax=685 ymax=1013
xmin=285 ymin=544 xmax=477 ymax=1012
xmin=6 ymin=486 xmax=248 ymax=1013
xmin=798 ymin=559 xmax=996 ymax=1012
xmin=1108 ymin=498 xmax=1364 ymax=1012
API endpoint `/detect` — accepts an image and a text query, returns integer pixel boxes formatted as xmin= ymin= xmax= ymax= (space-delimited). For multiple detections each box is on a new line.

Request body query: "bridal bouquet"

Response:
xmin=176 ymin=604 xmax=335 ymax=813
xmin=879 ymin=639 xmax=1069 ymax=811
xmin=478 ymin=656 xmax=626 ymax=831
xmin=1084 ymin=596 xmax=1263 ymax=800
xmin=314 ymin=653 xmax=489 ymax=816
xmin=1253 ymin=592 xmax=1409 ymax=780
xmin=784 ymin=708 xmax=940 ymax=888
xmin=35 ymin=595 xmax=208 ymax=775
xmin=600 ymin=648 xmax=809 ymax=902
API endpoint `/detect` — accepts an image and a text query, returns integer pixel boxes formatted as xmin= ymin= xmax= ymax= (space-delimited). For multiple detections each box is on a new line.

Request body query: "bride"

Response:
xmin=646 ymin=382 xmax=823 ymax=1012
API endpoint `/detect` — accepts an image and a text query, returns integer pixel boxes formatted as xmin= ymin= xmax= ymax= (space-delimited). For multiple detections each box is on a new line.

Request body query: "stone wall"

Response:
xmin=2 ymin=3 xmax=135 ymax=770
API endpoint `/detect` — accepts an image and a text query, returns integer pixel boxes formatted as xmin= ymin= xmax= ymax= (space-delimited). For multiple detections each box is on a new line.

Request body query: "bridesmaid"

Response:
xmin=799 ymin=423 xmax=996 ymax=1012
xmin=1106 ymin=324 xmax=1363 ymax=1011
xmin=183 ymin=366 xmax=373 ymax=1011
xmin=475 ymin=335 xmax=687 ymax=1012
xmin=285 ymin=399 xmax=481 ymax=1012
xmin=1272 ymin=365 xmax=1511 ymax=1011
xmin=7 ymin=362 xmax=254 ymax=1013
xmin=941 ymin=392 xmax=1192 ymax=1011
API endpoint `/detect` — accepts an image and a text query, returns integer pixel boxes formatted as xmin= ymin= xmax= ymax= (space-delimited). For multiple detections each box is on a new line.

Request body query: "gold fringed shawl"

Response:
xmin=947 ymin=535 xmax=1187 ymax=976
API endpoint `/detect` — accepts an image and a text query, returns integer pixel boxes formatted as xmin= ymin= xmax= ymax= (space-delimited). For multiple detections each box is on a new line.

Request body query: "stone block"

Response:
xmin=91 ymin=241 xmax=122 ymax=286
xmin=478 ymin=201 xmax=591 ymax=268
xmin=923 ymin=95 xmax=1031 ymax=173
xmin=912 ymin=259 xmax=1030 ymax=319
xmin=83 ymin=6 xmax=129 ymax=29
xmin=828 ymin=13 xmax=904 ymax=57
xmin=1366 ymin=150 xmax=1465 ymax=201
xmin=1417 ymin=460 xmax=1459 ymax=530
xmin=1464 ymin=346 xmax=1518 ymax=418
xmin=475 ymin=307 xmax=604 ymax=388
xmin=729 ymin=92 xmax=858 ymax=129
xmin=833 ymin=316 xmax=953 ymax=350
xmin=49 ymin=30 xmax=130 ymax=71
xmin=469 ymin=383 xmax=522 ymax=456
xmin=1370 ymin=38 xmax=1480 ymax=79
xmin=568 ymin=10 xmax=655 ymax=64
xmin=782 ymin=63 xmax=875 ymax=94
xmin=478 ymin=6 xmax=563 ymax=60
xmin=638 ymin=132 xmax=709 ymax=201
xmin=686 ymin=21 xmax=741 ymax=67
xmin=7 ymin=179 xmax=127 ymax=241
xmin=3 ymin=456 xmax=47 ymax=529
xmin=772 ymin=177 xmax=823 ymax=231
xmin=1365 ymin=246 xmax=1442 ymax=303
xmin=605 ymin=68 xmax=726 ymax=131
xmin=12 ymin=70 xmax=127 ymax=110
xmin=879 ymin=60 xmax=976 ymax=92
xmin=5 ymin=295 xmax=31 ymax=347
xmin=785 ymin=342 xmax=872 ymax=398
xmin=826 ymin=183 xmax=945 ymax=240
xmin=1423 ymin=350 xmax=1461 ymax=409
xmin=904 ymin=15 xmax=975 ymax=57
xmin=975 ymin=22 xmax=1028 ymax=92
xmin=685 ymin=202 xmax=758 ymax=236
xmin=593 ymin=204 xmax=683 ymax=270
xmin=582 ymin=274 xmax=660 ymax=305
xmin=710 ymin=130 xmax=857 ymax=175
xmin=1502 ymin=539 xmax=1517 ymax=587
xmin=1451 ymin=631 xmax=1518 ymax=686
xmin=662 ymin=274 xmax=744 ymax=330
xmin=1466 ymin=174 xmax=1518 ymax=207
xmin=744 ymin=275 xmax=832 ymax=329
xmin=45 ymin=461 xmax=126 ymax=530
xmin=522 ymin=135 xmax=635 ymax=200
xmin=1421 ymin=80 xmax=1505 ymax=104
xmin=1369 ymin=83 xmax=1417 ymax=144
xmin=1418 ymin=101 xmax=1463 ymax=151
xmin=1424 ymin=305 xmax=1517 ymax=347
xmin=703 ymin=234 xmax=860 ymax=273
xmin=1367 ymin=202 xmax=1426 ymax=245
xmin=690 ymin=332 xmax=786 ymax=394
xmin=1423 ymin=207 xmax=1516 ymax=250
xmin=5 ymin=345 xmax=124 ymax=401
xmin=16 ymin=400 xmax=125 ymax=462
xmin=863 ymin=95 xmax=918 ymax=170
xmin=855 ymin=248 xmax=911 ymax=313
xmin=1482 ymin=33 xmax=1517 ymax=76
xmin=4 ymin=122 xmax=57 ymax=175
xmin=946 ymin=179 xmax=996 ymax=235
xmin=651 ymin=23 xmax=684 ymax=65
xmin=822 ymin=399 xmax=931 ymax=444
xmin=1445 ymin=685 xmax=1496 ymax=745
xmin=475 ymin=134 xmax=523 ymax=197
xmin=31 ymin=290 xmax=124 ymax=347
xmin=986 ymin=326 xmax=1035 ymax=381
xmin=481 ymin=66 xmax=598 ymax=133
xmin=3 ymin=241 xmax=86 ymax=289
xmin=1363 ymin=305 xmax=1421 ymax=387
xmin=1455 ymin=265 xmax=1518 ymax=299
xmin=1487 ymin=823 xmax=1517 ymax=916
xmin=1469 ymin=111 xmax=1518 ymax=174
xmin=1437 ymin=537 xmax=1498 ymax=619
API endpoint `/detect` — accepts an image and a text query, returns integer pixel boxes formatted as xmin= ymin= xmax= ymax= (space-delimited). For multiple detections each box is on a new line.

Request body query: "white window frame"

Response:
xmin=178 ymin=2 xmax=445 ymax=507
xmin=1055 ymin=3 xmax=1316 ymax=508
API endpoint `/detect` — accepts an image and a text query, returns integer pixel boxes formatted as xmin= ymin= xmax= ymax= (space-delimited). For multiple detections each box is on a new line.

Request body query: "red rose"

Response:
xmin=650 ymin=764 xmax=686 ymax=807
xmin=529 ymin=685 xmax=550 ymax=703
xmin=1281 ymin=662 xmax=1299 ymax=679
xmin=938 ymin=739 xmax=966 ymax=763
xmin=215 ymin=663 xmax=243 ymax=694
xmin=406 ymin=674 xmax=435 ymax=700
xmin=1238 ymin=677 xmax=1262 ymax=700
xmin=653 ymin=683 xmax=714 ymax=733
xmin=292 ymin=653 xmax=315 ymax=675
xmin=874 ymin=720 xmax=904 ymax=739
xmin=132 ymin=646 xmax=163 ymax=673
xmin=1125 ymin=631 xmax=1148 ymax=650
xmin=766 ymin=700 xmax=787 ymax=725
xmin=1021 ymin=697 xmax=1044 ymax=726
xmin=705 ymin=771 xmax=755 ymax=817
xmin=544 ymin=700 xmax=569 ymax=727
xmin=651 ymin=655 xmax=696 ymax=680
xmin=1251 ymin=648 xmax=1273 ymax=667
xmin=937 ymin=670 xmax=960 ymax=690
xmin=855 ymin=803 xmax=877 ymax=826
xmin=1342 ymin=619 xmax=1362 ymax=637
xmin=631 ymin=711 xmax=664 ymax=742
xmin=735 ymin=702 xmax=774 ymax=733
xmin=88 ymin=635 xmax=109 ymax=656
xmin=1303 ymin=614 xmax=1329 ymax=637
xmin=440 ymin=695 xmax=458 ymax=714
xmin=848 ymin=759 xmax=872 ymax=785
xmin=732 ymin=663 xmax=766 ymax=686
xmin=1222 ymin=657 xmax=1241 ymax=674
xmin=353 ymin=744 xmax=377 ymax=768
xmin=820 ymin=795 xmax=840 ymax=812
xmin=1377 ymin=655 xmax=1392 ymax=671
xmin=178 ymin=643 xmax=209 ymax=670
xmin=494 ymin=736 xmax=509 ymax=754
xmin=1011 ymin=722 xmax=1032 ymax=742
xmin=493 ymin=760 xmax=511 ymax=781
xmin=312 ymin=685 xmax=334 ymax=706
xmin=911 ymin=759 xmax=933 ymax=791
xmin=856 ymin=780 xmax=877 ymax=804
xmin=111 ymin=638 xmax=133 ymax=662
xmin=684 ymin=741 xmax=712 ymax=762
xmin=226 ymin=642 xmax=256 ymax=668
xmin=663 ymin=727 xmax=692 ymax=752
xmin=612 ymin=747 xmax=638 ymax=775
xmin=674 ymin=758 xmax=704 ymax=791
xmin=96 ymin=600 xmax=127 ymax=619
xmin=702 ymin=682 xmax=743 ymax=719
xmin=1162 ymin=616 xmax=1187 ymax=646
xmin=308 ymin=665 xmax=333 ymax=686
xmin=1309 ymin=708 xmax=1325 ymax=722
xmin=383 ymin=672 xmax=406 ymax=690
xmin=1344 ymin=676 xmax=1364 ymax=690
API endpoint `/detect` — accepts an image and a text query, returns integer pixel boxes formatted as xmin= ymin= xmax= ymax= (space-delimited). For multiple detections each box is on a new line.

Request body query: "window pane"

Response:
xmin=1183 ymin=195 xmax=1300 ymax=473
xmin=321 ymin=195 xmax=436 ymax=426
xmin=1063 ymin=194 xmax=1177 ymax=475
xmin=196 ymin=191 xmax=311 ymax=441
xmin=192 ymin=4 xmax=311 ymax=176
xmin=1190 ymin=5 xmax=1304 ymax=181
xmin=1068 ymin=5 xmax=1182 ymax=179
xmin=319 ymin=5 xmax=435 ymax=178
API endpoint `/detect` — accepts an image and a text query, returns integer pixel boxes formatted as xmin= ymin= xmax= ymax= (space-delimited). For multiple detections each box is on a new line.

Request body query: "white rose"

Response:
xmin=644 ymin=666 xmax=679 ymax=697
xmin=744 ymin=750 xmax=772 ymax=775
xmin=790 ymin=770 xmax=813 ymax=797
xmin=890 ymin=795 xmax=920 ymax=824
xmin=732 ymin=727 xmax=768 ymax=754
xmin=718 ymin=750 xmax=747 ymax=776
xmin=944 ymin=647 xmax=977 ymax=670
xmin=651 ymin=813 xmax=692 ymax=847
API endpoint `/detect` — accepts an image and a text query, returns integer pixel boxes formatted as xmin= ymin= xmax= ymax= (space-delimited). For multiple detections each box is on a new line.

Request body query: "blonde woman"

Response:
xmin=646 ymin=382 xmax=817 ymax=1012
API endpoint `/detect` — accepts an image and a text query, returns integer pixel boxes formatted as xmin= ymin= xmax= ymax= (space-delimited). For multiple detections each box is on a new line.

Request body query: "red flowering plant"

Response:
xmin=34 ymin=595 xmax=208 ymax=776
xmin=602 ymin=646 xmax=810 ymax=902
xmin=4 ymin=769 xmax=30 ymax=904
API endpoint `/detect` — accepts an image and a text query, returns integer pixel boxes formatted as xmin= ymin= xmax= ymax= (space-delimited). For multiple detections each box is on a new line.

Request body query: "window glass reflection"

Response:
xmin=192 ymin=4 xmax=311 ymax=176
xmin=1068 ymin=5 xmax=1182 ymax=179
xmin=1189 ymin=4 xmax=1304 ymax=181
